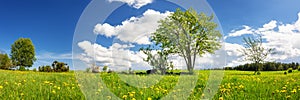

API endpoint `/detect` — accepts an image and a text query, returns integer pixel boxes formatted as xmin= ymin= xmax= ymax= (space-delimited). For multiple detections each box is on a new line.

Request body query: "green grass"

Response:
xmin=0 ymin=70 xmax=300 ymax=99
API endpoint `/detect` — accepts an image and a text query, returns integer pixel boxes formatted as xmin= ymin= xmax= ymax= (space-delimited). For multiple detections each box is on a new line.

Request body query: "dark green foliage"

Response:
xmin=0 ymin=53 xmax=12 ymax=69
xmin=19 ymin=66 xmax=26 ymax=71
xmin=231 ymin=62 xmax=300 ymax=71
xmin=288 ymin=68 xmax=293 ymax=73
xmin=10 ymin=38 xmax=36 ymax=68
xmin=39 ymin=61 xmax=69 ymax=72
xmin=32 ymin=68 xmax=37 ymax=72
xmin=39 ymin=65 xmax=52 ymax=72
xmin=103 ymin=66 xmax=108 ymax=72
xmin=284 ymin=71 xmax=287 ymax=75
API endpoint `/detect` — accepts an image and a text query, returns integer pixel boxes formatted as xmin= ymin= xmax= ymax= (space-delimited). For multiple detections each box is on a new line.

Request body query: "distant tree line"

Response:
xmin=225 ymin=62 xmax=300 ymax=71
xmin=39 ymin=61 xmax=69 ymax=72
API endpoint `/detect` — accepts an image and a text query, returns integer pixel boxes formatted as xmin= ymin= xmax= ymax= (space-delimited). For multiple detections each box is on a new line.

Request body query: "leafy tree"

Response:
xmin=0 ymin=53 xmax=12 ymax=69
xmin=10 ymin=38 xmax=36 ymax=69
xmin=239 ymin=36 xmax=273 ymax=74
xmin=151 ymin=8 xmax=222 ymax=74
xmin=51 ymin=61 xmax=69 ymax=72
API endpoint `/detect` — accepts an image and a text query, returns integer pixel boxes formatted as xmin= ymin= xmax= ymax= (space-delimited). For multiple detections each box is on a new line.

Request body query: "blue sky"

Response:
xmin=1 ymin=0 xmax=300 ymax=69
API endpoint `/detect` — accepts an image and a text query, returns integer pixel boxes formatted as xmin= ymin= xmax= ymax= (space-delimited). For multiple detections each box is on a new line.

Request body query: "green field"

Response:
xmin=0 ymin=70 xmax=300 ymax=100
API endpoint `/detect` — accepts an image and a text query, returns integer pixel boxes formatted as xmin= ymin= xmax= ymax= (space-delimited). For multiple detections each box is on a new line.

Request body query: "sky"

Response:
xmin=1 ymin=0 xmax=300 ymax=70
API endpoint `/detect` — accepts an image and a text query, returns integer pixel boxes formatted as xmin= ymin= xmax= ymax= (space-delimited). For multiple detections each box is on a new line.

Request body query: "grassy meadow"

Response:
xmin=0 ymin=70 xmax=300 ymax=100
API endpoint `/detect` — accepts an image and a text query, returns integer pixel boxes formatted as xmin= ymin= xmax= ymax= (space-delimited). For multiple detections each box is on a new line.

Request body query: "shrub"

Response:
xmin=257 ymin=71 xmax=261 ymax=75
xmin=284 ymin=71 xmax=287 ymax=75
xmin=32 ymin=68 xmax=37 ymax=72
xmin=19 ymin=66 xmax=26 ymax=71
xmin=287 ymin=68 xmax=293 ymax=73
xmin=85 ymin=67 xmax=91 ymax=73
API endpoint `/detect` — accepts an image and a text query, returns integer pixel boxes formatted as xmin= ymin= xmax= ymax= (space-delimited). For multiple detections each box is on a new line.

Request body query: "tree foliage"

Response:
xmin=240 ymin=36 xmax=273 ymax=74
xmin=150 ymin=8 xmax=222 ymax=74
xmin=39 ymin=61 xmax=69 ymax=72
xmin=226 ymin=62 xmax=299 ymax=71
xmin=10 ymin=38 xmax=36 ymax=68
xmin=140 ymin=46 xmax=169 ymax=74
xmin=0 ymin=53 xmax=12 ymax=69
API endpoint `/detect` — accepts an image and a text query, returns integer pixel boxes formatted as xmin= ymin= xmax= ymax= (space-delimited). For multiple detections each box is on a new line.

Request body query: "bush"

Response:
xmin=19 ymin=66 xmax=26 ymax=71
xmin=32 ymin=68 xmax=37 ymax=72
xmin=85 ymin=67 xmax=91 ymax=73
xmin=284 ymin=71 xmax=287 ymax=75
xmin=288 ymin=68 xmax=293 ymax=73
xmin=257 ymin=71 xmax=261 ymax=75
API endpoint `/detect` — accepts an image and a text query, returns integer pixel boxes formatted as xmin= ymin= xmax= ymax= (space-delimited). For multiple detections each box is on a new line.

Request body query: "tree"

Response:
xmin=239 ymin=36 xmax=273 ymax=74
xmin=151 ymin=8 xmax=222 ymax=74
xmin=103 ymin=66 xmax=108 ymax=72
xmin=0 ymin=53 xmax=12 ymax=69
xmin=140 ymin=47 xmax=169 ymax=74
xmin=10 ymin=38 xmax=36 ymax=69
xmin=51 ymin=61 xmax=69 ymax=72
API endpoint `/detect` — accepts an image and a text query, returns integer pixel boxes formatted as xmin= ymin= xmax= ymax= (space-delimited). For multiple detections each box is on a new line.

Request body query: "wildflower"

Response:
xmin=122 ymin=95 xmax=127 ymax=99
xmin=44 ymin=81 xmax=50 ymax=84
xmin=57 ymin=87 xmax=61 ymax=90
xmin=219 ymin=97 xmax=224 ymax=100
xmin=280 ymin=90 xmax=287 ymax=93
xmin=132 ymin=98 xmax=136 ymax=100
xmin=107 ymin=96 xmax=111 ymax=99
xmin=147 ymin=97 xmax=152 ymax=100
xmin=0 ymin=85 xmax=3 ymax=89
xmin=291 ymin=89 xmax=297 ymax=93
xmin=286 ymin=95 xmax=291 ymax=98
xmin=20 ymin=93 xmax=24 ymax=96
xmin=5 ymin=81 xmax=8 ymax=85
xmin=52 ymin=90 xmax=56 ymax=94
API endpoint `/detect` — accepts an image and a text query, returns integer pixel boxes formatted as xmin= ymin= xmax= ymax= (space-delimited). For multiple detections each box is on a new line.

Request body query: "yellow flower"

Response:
xmin=122 ymin=95 xmax=127 ymax=99
xmin=132 ymin=98 xmax=136 ymax=100
xmin=291 ymin=89 xmax=297 ymax=93
xmin=52 ymin=90 xmax=56 ymax=94
xmin=286 ymin=95 xmax=291 ymax=98
xmin=280 ymin=90 xmax=287 ymax=93
xmin=107 ymin=96 xmax=111 ymax=99
xmin=20 ymin=93 xmax=24 ymax=96
xmin=5 ymin=81 xmax=8 ymax=85
xmin=57 ymin=87 xmax=61 ymax=90
xmin=219 ymin=97 xmax=224 ymax=100
xmin=147 ymin=97 xmax=152 ymax=100
xmin=129 ymin=93 xmax=134 ymax=97
xmin=44 ymin=81 xmax=50 ymax=84
xmin=0 ymin=85 xmax=3 ymax=89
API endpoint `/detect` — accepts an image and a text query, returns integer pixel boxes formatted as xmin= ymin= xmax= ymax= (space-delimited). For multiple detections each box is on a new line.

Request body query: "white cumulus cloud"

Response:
xmin=108 ymin=0 xmax=153 ymax=9
xmin=94 ymin=9 xmax=172 ymax=45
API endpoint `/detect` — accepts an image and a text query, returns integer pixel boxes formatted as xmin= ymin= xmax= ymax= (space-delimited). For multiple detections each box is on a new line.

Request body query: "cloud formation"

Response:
xmin=94 ymin=9 xmax=172 ymax=45
xmin=226 ymin=12 xmax=300 ymax=66
xmin=108 ymin=0 xmax=153 ymax=9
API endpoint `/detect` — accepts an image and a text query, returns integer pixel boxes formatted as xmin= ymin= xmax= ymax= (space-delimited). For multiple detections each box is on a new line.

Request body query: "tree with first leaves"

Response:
xmin=10 ymin=38 xmax=36 ymax=69
xmin=150 ymin=8 xmax=222 ymax=74
xmin=239 ymin=36 xmax=274 ymax=74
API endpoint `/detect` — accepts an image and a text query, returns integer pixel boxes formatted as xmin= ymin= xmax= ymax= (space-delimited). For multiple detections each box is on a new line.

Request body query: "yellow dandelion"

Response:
xmin=52 ymin=90 xmax=56 ymax=94
xmin=5 ymin=81 xmax=8 ymax=85
xmin=57 ymin=87 xmax=61 ymax=90
xmin=219 ymin=97 xmax=224 ymax=100
xmin=147 ymin=97 xmax=152 ymax=100
xmin=20 ymin=93 xmax=24 ymax=96
xmin=122 ymin=95 xmax=127 ymax=99
xmin=107 ymin=96 xmax=111 ymax=99
xmin=0 ymin=85 xmax=3 ymax=89
xmin=286 ymin=95 xmax=291 ymax=98
xmin=281 ymin=90 xmax=287 ymax=93
xmin=129 ymin=93 xmax=134 ymax=97
xmin=291 ymin=89 xmax=297 ymax=93
xmin=44 ymin=81 xmax=50 ymax=84
xmin=132 ymin=98 xmax=136 ymax=100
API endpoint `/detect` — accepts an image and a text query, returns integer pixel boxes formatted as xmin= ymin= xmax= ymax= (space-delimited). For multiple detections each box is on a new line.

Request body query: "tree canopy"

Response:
xmin=150 ymin=8 xmax=222 ymax=74
xmin=10 ymin=38 xmax=36 ymax=68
